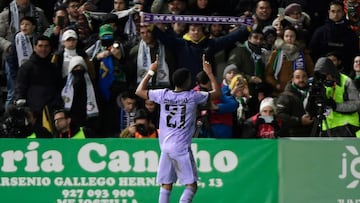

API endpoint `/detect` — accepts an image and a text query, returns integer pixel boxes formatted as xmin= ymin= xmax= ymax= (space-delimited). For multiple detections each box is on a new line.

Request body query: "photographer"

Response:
xmin=307 ymin=57 xmax=360 ymax=137
xmin=119 ymin=109 xmax=158 ymax=138
xmin=1 ymin=104 xmax=52 ymax=138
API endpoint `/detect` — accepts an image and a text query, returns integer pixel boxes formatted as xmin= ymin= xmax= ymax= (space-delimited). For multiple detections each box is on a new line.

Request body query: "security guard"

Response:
xmin=53 ymin=109 xmax=94 ymax=138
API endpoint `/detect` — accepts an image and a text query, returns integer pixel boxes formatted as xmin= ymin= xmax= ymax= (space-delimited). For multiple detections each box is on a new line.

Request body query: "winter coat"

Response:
xmin=15 ymin=53 xmax=63 ymax=114
xmin=276 ymin=82 xmax=312 ymax=137
xmin=265 ymin=39 xmax=314 ymax=96
xmin=309 ymin=19 xmax=358 ymax=74
xmin=242 ymin=113 xmax=283 ymax=138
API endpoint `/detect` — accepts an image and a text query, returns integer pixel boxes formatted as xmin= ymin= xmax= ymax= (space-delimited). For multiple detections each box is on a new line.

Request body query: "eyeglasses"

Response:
xmin=54 ymin=117 xmax=66 ymax=122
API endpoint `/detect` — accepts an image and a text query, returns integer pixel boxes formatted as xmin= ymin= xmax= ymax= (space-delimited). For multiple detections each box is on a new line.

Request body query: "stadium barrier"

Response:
xmin=0 ymin=138 xmax=359 ymax=203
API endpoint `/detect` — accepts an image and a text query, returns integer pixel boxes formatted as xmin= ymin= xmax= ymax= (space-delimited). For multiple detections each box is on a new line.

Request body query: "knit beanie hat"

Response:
xmin=262 ymin=25 xmax=277 ymax=38
xmin=284 ymin=3 xmax=302 ymax=15
xmin=223 ymin=64 xmax=239 ymax=79
xmin=99 ymin=24 xmax=113 ymax=38
xmin=259 ymin=97 xmax=276 ymax=113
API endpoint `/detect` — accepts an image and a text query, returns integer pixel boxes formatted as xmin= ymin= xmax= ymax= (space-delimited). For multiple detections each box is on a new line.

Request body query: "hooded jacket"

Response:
xmin=312 ymin=57 xmax=360 ymax=119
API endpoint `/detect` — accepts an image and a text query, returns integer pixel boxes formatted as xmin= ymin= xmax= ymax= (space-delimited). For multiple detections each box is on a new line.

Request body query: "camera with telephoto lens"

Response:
xmin=306 ymin=72 xmax=330 ymax=118
xmin=0 ymin=105 xmax=31 ymax=138
xmin=135 ymin=124 xmax=148 ymax=136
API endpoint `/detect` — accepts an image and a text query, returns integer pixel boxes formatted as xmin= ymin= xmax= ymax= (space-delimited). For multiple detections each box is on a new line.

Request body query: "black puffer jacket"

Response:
xmin=15 ymin=53 xmax=63 ymax=114
xmin=309 ymin=19 xmax=358 ymax=74
xmin=276 ymin=82 xmax=312 ymax=137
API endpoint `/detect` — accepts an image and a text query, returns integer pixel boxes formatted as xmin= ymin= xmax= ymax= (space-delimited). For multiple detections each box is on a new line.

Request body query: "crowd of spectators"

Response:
xmin=1 ymin=0 xmax=360 ymax=138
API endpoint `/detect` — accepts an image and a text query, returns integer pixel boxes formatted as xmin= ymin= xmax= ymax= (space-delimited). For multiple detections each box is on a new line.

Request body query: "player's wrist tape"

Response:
xmin=148 ymin=70 xmax=155 ymax=76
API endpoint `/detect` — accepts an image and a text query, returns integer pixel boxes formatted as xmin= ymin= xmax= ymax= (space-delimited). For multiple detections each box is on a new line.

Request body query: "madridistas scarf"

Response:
xmin=15 ymin=32 xmax=33 ymax=66
xmin=137 ymin=40 xmax=169 ymax=86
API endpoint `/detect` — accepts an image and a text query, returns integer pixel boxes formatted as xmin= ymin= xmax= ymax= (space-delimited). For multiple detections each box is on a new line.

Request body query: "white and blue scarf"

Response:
xmin=62 ymin=68 xmax=99 ymax=118
xmin=9 ymin=1 xmax=41 ymax=34
xmin=15 ymin=32 xmax=33 ymax=66
xmin=137 ymin=40 xmax=169 ymax=86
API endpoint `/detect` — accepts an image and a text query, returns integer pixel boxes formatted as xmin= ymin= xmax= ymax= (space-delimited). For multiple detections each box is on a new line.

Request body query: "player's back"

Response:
xmin=149 ymin=89 xmax=208 ymax=153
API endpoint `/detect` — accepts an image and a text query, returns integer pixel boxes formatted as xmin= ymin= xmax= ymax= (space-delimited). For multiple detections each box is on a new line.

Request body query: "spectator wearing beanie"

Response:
xmin=222 ymin=64 xmax=239 ymax=87
xmin=283 ymin=3 xmax=311 ymax=46
xmin=242 ymin=97 xmax=285 ymax=138
xmin=262 ymin=25 xmax=277 ymax=52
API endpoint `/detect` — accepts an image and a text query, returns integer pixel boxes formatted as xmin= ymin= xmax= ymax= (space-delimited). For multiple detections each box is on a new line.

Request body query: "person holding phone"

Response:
xmin=43 ymin=6 xmax=69 ymax=51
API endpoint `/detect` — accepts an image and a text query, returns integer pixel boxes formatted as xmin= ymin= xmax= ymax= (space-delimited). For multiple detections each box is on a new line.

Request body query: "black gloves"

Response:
xmin=254 ymin=117 xmax=265 ymax=128
xmin=326 ymin=98 xmax=337 ymax=110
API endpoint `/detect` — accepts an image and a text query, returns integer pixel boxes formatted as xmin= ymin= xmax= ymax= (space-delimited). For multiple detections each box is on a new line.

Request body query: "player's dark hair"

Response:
xmin=172 ymin=68 xmax=191 ymax=88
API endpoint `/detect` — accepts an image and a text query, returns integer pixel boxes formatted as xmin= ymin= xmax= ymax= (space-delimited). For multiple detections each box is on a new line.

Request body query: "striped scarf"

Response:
xmin=272 ymin=49 xmax=305 ymax=80
xmin=137 ymin=40 xmax=169 ymax=86
xmin=9 ymin=1 xmax=42 ymax=35
xmin=14 ymin=32 xmax=33 ymax=66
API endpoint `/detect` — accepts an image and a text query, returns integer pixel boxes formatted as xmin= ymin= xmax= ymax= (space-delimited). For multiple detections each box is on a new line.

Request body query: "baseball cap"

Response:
xmin=99 ymin=24 xmax=114 ymax=38
xmin=62 ymin=29 xmax=78 ymax=41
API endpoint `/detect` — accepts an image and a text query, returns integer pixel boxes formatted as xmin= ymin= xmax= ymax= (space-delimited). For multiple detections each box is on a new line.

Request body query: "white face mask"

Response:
xmin=259 ymin=115 xmax=274 ymax=123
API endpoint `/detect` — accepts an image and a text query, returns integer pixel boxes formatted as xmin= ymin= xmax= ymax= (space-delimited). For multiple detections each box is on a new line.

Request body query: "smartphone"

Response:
xmin=57 ymin=16 xmax=65 ymax=28
xmin=278 ymin=8 xmax=285 ymax=16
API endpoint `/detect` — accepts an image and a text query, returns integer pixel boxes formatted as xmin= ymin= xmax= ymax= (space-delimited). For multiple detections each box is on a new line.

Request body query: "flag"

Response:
xmin=99 ymin=55 xmax=115 ymax=101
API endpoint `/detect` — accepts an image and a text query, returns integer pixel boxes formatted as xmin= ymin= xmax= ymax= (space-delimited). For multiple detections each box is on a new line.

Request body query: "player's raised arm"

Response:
xmin=202 ymin=54 xmax=221 ymax=100
xmin=135 ymin=56 xmax=158 ymax=99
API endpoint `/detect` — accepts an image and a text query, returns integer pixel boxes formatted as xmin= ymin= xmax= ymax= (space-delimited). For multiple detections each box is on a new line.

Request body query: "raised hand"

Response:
xmin=149 ymin=54 xmax=159 ymax=72
xmin=202 ymin=54 xmax=212 ymax=75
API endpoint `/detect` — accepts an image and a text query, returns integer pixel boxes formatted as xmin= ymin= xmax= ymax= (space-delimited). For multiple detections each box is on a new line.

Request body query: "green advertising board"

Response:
xmin=278 ymin=138 xmax=360 ymax=203
xmin=0 ymin=139 xmax=278 ymax=203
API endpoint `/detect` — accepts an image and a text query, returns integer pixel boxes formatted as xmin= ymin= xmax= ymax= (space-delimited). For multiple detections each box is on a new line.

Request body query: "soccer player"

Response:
xmin=135 ymin=55 xmax=221 ymax=203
